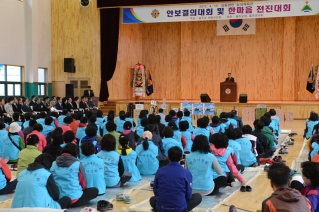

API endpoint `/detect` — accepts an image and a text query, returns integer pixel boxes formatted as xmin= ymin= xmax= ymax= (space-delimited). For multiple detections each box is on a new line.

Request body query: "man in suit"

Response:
xmin=0 ymin=98 xmax=7 ymax=117
xmin=83 ymin=86 xmax=94 ymax=97
xmin=72 ymin=97 xmax=80 ymax=110
xmin=55 ymin=97 xmax=63 ymax=111
xmin=66 ymin=97 xmax=74 ymax=112
xmin=79 ymin=96 xmax=89 ymax=110
xmin=225 ymin=73 xmax=235 ymax=82
xmin=39 ymin=97 xmax=51 ymax=113
xmin=21 ymin=97 xmax=35 ymax=114
xmin=12 ymin=97 xmax=20 ymax=113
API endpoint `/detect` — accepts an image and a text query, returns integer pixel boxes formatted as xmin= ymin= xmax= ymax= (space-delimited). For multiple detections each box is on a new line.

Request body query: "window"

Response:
xmin=0 ymin=64 xmax=22 ymax=97
xmin=38 ymin=68 xmax=46 ymax=96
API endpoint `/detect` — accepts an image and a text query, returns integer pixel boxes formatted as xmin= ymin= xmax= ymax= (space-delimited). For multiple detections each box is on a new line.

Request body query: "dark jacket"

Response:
xmin=21 ymin=104 xmax=34 ymax=113
xmin=55 ymin=103 xmax=63 ymax=111
xmin=42 ymin=143 xmax=62 ymax=161
xmin=0 ymin=105 xmax=6 ymax=117
xmin=226 ymin=77 xmax=235 ymax=82
xmin=262 ymin=187 xmax=311 ymax=212
xmin=83 ymin=90 xmax=94 ymax=97
xmin=252 ymin=129 xmax=269 ymax=151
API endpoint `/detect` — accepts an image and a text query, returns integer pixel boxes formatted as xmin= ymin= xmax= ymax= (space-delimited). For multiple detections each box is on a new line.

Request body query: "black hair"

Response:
xmin=81 ymin=142 xmax=95 ymax=156
xmin=26 ymin=134 xmax=39 ymax=146
xmin=269 ymin=109 xmax=276 ymax=116
xmin=162 ymin=126 xmax=174 ymax=138
xmin=165 ymin=115 xmax=172 ymax=122
xmin=96 ymin=110 xmax=103 ymax=118
xmin=108 ymin=110 xmax=115 ymax=116
xmin=29 ymin=119 xmax=37 ymax=127
xmin=45 ymin=117 xmax=53 ymax=125
xmin=310 ymin=112 xmax=319 ymax=121
xmin=7 ymin=97 xmax=14 ymax=102
xmin=125 ymin=112 xmax=131 ymax=118
xmin=260 ymin=116 xmax=271 ymax=126
xmin=168 ymin=146 xmax=182 ymax=162
xmin=169 ymin=110 xmax=176 ymax=117
xmin=61 ymin=143 xmax=79 ymax=157
xmin=51 ymin=131 xmax=64 ymax=145
xmin=212 ymin=116 xmax=219 ymax=124
xmin=100 ymin=134 xmax=116 ymax=151
xmin=39 ymin=112 xmax=47 ymax=119
xmin=56 ymin=97 xmax=61 ymax=101
xmin=264 ymin=112 xmax=271 ymax=118
xmin=80 ymin=117 xmax=88 ymax=124
xmin=123 ymin=121 xmax=132 ymax=130
xmin=267 ymin=163 xmax=291 ymax=187
xmin=77 ymin=112 xmax=84 ymax=120
xmin=301 ymin=161 xmax=319 ymax=187
xmin=0 ymin=122 xmax=5 ymax=130
xmin=54 ymin=127 xmax=63 ymax=134
xmin=197 ymin=118 xmax=208 ymax=128
xmin=4 ymin=117 xmax=12 ymax=125
xmin=225 ymin=128 xmax=237 ymax=140
xmin=191 ymin=135 xmax=210 ymax=154
xmin=89 ymin=115 xmax=97 ymax=124
xmin=155 ymin=115 xmax=161 ymax=124
xmin=85 ymin=125 xmax=97 ymax=137
xmin=71 ymin=114 xmax=77 ymax=120
xmin=34 ymin=153 xmax=54 ymax=170
xmin=33 ymin=123 xmax=43 ymax=132
xmin=158 ymin=108 xmax=163 ymax=113
xmin=168 ymin=121 xmax=178 ymax=130
xmin=148 ymin=114 xmax=156 ymax=124
xmin=106 ymin=121 xmax=117 ymax=132
xmin=62 ymin=109 xmax=68 ymax=115
xmin=253 ymin=119 xmax=264 ymax=130
xmin=63 ymin=116 xmax=73 ymax=124
xmin=24 ymin=113 xmax=31 ymax=120
xmin=85 ymin=110 xmax=93 ymax=120
xmin=74 ymin=97 xmax=79 ymax=101
xmin=63 ymin=130 xmax=75 ymax=143
xmin=235 ymin=128 xmax=243 ymax=138
xmin=177 ymin=111 xmax=183 ymax=119
xmin=140 ymin=118 xmax=149 ymax=127
xmin=202 ymin=116 xmax=209 ymax=128
xmin=119 ymin=111 xmax=126 ymax=120
xmin=143 ymin=137 xmax=149 ymax=151
xmin=242 ymin=125 xmax=253 ymax=134
xmin=144 ymin=124 xmax=155 ymax=133
xmin=210 ymin=133 xmax=228 ymax=148
xmin=51 ymin=112 xmax=59 ymax=118
xmin=119 ymin=135 xmax=130 ymax=155
xmin=107 ymin=114 xmax=114 ymax=122
xmin=184 ymin=110 xmax=190 ymax=116
xmin=12 ymin=112 xmax=20 ymax=121
xmin=138 ymin=110 xmax=147 ymax=119
xmin=231 ymin=110 xmax=237 ymax=115
xmin=179 ymin=121 xmax=189 ymax=131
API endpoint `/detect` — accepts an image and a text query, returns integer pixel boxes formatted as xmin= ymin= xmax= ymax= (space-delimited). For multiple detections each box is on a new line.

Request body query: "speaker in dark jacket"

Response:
xmin=65 ymin=84 xmax=74 ymax=98
xmin=239 ymin=94 xmax=248 ymax=103
xmin=64 ymin=58 xmax=75 ymax=73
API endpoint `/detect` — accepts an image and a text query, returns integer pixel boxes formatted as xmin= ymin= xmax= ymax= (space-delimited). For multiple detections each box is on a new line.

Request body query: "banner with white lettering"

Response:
xmin=122 ymin=0 xmax=318 ymax=24
xmin=217 ymin=19 xmax=256 ymax=36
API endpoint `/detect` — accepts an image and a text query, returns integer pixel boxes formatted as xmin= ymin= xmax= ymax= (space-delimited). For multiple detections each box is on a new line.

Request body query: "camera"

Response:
xmin=79 ymin=0 xmax=91 ymax=7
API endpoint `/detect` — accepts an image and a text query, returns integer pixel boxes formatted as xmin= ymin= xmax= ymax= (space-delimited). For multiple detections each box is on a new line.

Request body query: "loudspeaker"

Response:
xmin=64 ymin=58 xmax=75 ymax=73
xmin=65 ymin=84 xmax=74 ymax=97
xmin=239 ymin=94 xmax=248 ymax=103
xmin=200 ymin=94 xmax=211 ymax=103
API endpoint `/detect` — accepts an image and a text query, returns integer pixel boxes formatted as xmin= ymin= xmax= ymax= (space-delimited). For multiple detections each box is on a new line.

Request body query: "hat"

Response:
xmin=9 ymin=122 xmax=21 ymax=133
xmin=142 ymin=131 xmax=153 ymax=140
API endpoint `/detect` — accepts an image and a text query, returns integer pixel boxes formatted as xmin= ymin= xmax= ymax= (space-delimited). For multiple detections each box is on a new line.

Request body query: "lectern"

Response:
xmin=220 ymin=82 xmax=237 ymax=102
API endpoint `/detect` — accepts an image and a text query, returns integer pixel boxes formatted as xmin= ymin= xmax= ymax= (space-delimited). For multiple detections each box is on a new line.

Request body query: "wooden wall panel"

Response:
xmin=141 ymin=23 xmax=181 ymax=100
xmin=51 ymin=0 xmax=100 ymax=96
xmin=108 ymin=24 xmax=143 ymax=100
xmin=295 ymin=16 xmax=319 ymax=101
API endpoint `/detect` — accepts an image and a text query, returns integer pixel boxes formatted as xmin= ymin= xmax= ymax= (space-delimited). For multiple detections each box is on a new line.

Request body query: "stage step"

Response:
xmin=100 ymin=102 xmax=117 ymax=115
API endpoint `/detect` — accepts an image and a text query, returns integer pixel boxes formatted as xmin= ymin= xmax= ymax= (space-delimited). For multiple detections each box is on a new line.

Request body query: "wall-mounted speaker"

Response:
xmin=65 ymin=84 xmax=74 ymax=97
xmin=239 ymin=94 xmax=248 ymax=103
xmin=200 ymin=94 xmax=211 ymax=103
xmin=64 ymin=58 xmax=75 ymax=73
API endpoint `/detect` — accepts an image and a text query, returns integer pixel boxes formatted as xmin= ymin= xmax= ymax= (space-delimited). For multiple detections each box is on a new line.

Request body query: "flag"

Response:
xmin=217 ymin=19 xmax=256 ymax=36
xmin=146 ymin=71 xmax=153 ymax=96
xmin=306 ymin=66 xmax=315 ymax=93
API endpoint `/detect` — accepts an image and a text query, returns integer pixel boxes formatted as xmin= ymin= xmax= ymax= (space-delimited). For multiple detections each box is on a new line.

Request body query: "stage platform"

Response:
xmin=105 ymin=100 xmax=319 ymax=120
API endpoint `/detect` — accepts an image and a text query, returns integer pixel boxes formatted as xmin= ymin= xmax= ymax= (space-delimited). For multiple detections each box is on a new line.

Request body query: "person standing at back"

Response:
xmin=83 ymin=86 xmax=94 ymax=97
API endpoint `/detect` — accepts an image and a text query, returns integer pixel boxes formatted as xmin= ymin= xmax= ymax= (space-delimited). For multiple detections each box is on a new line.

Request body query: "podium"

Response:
xmin=220 ymin=82 xmax=237 ymax=102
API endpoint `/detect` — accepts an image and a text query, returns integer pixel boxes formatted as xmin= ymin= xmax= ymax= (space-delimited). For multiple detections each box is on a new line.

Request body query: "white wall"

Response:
xmin=0 ymin=0 xmax=51 ymax=82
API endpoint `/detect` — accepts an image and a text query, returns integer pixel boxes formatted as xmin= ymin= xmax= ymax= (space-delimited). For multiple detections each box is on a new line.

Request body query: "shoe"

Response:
xmin=279 ymin=148 xmax=288 ymax=154
xmin=10 ymin=164 xmax=17 ymax=171
xmin=116 ymin=193 xmax=125 ymax=201
xmin=285 ymin=139 xmax=294 ymax=145
xmin=97 ymin=200 xmax=113 ymax=211
xmin=264 ymin=164 xmax=271 ymax=172
xmin=150 ymin=181 xmax=154 ymax=189
xmin=124 ymin=195 xmax=131 ymax=204
xmin=288 ymin=133 xmax=297 ymax=137
xmin=229 ymin=205 xmax=237 ymax=212
xmin=245 ymin=185 xmax=252 ymax=192
xmin=240 ymin=186 xmax=246 ymax=192
xmin=280 ymin=144 xmax=289 ymax=149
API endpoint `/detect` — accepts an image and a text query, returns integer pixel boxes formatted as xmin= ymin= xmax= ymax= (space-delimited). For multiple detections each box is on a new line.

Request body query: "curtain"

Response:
xmin=99 ymin=8 xmax=120 ymax=101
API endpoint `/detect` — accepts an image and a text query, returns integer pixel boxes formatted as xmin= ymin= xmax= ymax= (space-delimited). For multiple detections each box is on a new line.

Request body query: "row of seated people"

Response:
xmin=0 ymin=96 xmax=96 ymax=117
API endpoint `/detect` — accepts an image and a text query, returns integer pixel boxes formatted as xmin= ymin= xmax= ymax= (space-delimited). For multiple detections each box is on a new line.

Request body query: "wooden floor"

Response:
xmin=0 ymin=121 xmax=306 ymax=212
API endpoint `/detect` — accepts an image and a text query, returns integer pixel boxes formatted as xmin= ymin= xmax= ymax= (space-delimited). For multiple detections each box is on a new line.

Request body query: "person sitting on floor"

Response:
xmin=97 ymin=134 xmax=132 ymax=188
xmin=235 ymin=128 xmax=257 ymax=167
xmin=305 ymin=112 xmax=319 ymax=139
xmin=12 ymin=153 xmax=72 ymax=209
xmin=80 ymin=142 xmax=106 ymax=196
xmin=185 ymin=135 xmax=222 ymax=196
xmin=149 ymin=146 xmax=202 ymax=212
xmin=118 ymin=135 xmax=141 ymax=182
xmin=43 ymin=130 xmax=64 ymax=160
xmin=0 ymin=156 xmax=17 ymax=195
xmin=301 ymin=161 xmax=319 ymax=211
xmin=50 ymin=143 xmax=98 ymax=208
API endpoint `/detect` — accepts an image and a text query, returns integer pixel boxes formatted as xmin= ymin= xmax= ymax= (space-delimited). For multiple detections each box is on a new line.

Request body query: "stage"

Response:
xmin=103 ymin=99 xmax=319 ymax=120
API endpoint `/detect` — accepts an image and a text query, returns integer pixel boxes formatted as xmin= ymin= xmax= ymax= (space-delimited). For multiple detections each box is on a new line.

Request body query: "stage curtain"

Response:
xmin=99 ymin=8 xmax=120 ymax=101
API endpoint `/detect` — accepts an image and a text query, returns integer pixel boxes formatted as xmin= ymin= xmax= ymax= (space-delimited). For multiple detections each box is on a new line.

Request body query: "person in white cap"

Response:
xmin=0 ymin=122 xmax=25 ymax=164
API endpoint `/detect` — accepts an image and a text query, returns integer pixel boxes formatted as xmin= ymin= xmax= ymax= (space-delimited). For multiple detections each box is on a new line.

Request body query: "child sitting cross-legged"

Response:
xmin=301 ymin=161 xmax=319 ymax=211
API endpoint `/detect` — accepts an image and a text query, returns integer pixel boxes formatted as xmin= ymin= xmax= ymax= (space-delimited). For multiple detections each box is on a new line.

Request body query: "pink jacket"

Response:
xmin=26 ymin=130 xmax=47 ymax=152
xmin=210 ymin=143 xmax=244 ymax=183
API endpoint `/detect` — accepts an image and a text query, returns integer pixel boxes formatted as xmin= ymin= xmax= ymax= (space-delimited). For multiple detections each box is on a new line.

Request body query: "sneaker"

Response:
xmin=279 ymin=148 xmax=288 ymax=154
xmin=229 ymin=205 xmax=237 ymax=212
xmin=124 ymin=195 xmax=131 ymax=204
xmin=116 ymin=193 xmax=125 ymax=201
xmin=264 ymin=164 xmax=271 ymax=172
xmin=97 ymin=200 xmax=113 ymax=211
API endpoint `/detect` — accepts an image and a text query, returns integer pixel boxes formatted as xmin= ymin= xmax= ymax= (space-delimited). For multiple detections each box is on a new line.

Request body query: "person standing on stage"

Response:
xmin=226 ymin=73 xmax=235 ymax=82
xmin=83 ymin=86 xmax=94 ymax=97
